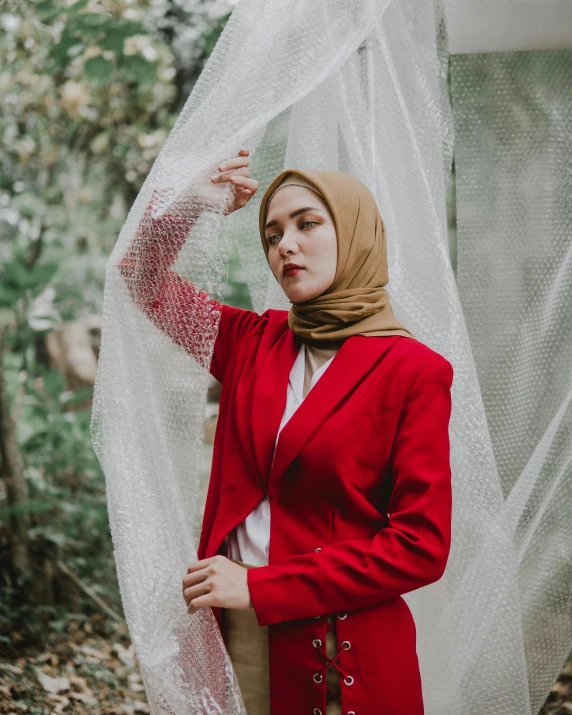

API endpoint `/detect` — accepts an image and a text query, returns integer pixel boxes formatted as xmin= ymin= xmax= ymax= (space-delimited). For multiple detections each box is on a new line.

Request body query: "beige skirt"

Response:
xmin=221 ymin=561 xmax=341 ymax=715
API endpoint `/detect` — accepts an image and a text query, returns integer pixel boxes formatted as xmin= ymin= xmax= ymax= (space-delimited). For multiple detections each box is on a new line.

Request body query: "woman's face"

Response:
xmin=264 ymin=185 xmax=338 ymax=303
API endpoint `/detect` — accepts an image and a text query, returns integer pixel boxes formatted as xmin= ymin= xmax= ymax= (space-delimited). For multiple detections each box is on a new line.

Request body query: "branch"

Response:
xmin=56 ymin=559 xmax=126 ymax=626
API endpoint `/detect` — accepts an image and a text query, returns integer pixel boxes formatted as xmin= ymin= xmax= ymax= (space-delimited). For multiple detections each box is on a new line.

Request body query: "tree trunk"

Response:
xmin=0 ymin=326 xmax=31 ymax=583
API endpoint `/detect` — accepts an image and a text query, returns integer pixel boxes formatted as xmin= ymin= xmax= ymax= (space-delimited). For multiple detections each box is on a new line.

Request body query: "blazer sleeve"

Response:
xmin=246 ymin=358 xmax=454 ymax=626
xmin=116 ymin=188 xmax=266 ymax=384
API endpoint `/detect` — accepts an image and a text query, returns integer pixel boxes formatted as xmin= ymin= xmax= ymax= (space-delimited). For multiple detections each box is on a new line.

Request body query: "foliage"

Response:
xmin=0 ymin=246 xmax=119 ymax=643
xmin=0 ymin=0 xmax=244 ymax=652
xmin=0 ymin=0 xmax=235 ymax=312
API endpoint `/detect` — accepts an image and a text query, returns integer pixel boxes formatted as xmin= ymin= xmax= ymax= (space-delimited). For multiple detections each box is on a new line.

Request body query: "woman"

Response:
xmin=118 ymin=147 xmax=454 ymax=715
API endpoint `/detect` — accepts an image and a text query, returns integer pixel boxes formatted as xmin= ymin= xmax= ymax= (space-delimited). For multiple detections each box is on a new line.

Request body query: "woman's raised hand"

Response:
xmin=210 ymin=147 xmax=259 ymax=215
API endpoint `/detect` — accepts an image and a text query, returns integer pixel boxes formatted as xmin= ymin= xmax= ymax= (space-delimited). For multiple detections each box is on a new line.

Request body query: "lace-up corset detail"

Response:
xmin=312 ymin=613 xmax=355 ymax=710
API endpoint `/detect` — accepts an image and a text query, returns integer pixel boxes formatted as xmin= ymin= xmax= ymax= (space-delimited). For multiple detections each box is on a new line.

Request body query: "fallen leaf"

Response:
xmin=79 ymin=645 xmax=111 ymax=661
xmin=46 ymin=693 xmax=70 ymax=715
xmin=69 ymin=691 xmax=98 ymax=705
xmin=33 ymin=667 xmax=70 ymax=694
xmin=0 ymin=663 xmax=23 ymax=676
xmin=69 ymin=673 xmax=93 ymax=695
xmin=114 ymin=643 xmax=135 ymax=668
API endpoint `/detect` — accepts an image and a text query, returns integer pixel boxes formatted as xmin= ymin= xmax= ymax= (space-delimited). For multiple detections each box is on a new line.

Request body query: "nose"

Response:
xmin=278 ymin=228 xmax=299 ymax=257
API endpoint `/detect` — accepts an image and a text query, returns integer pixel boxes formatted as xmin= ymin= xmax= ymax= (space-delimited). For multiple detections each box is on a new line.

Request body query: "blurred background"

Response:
xmin=0 ymin=0 xmax=568 ymax=713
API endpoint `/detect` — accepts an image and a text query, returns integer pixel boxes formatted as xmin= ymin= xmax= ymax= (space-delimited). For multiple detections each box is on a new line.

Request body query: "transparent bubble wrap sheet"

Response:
xmin=451 ymin=50 xmax=572 ymax=714
xmin=90 ymin=0 xmax=570 ymax=713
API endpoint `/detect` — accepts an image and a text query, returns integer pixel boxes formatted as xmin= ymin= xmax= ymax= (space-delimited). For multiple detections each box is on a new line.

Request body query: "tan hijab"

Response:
xmin=258 ymin=169 xmax=415 ymax=346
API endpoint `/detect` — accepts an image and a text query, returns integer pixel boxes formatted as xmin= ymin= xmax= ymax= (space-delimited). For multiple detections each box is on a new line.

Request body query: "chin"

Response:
xmin=282 ymin=284 xmax=320 ymax=304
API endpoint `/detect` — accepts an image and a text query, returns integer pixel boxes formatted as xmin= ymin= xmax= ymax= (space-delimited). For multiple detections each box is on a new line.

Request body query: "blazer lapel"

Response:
xmin=268 ymin=334 xmax=402 ymax=487
xmin=249 ymin=327 xmax=301 ymax=487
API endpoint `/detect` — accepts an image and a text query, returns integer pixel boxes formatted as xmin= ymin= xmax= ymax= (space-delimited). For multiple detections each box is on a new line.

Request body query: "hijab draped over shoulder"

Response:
xmin=258 ymin=169 xmax=414 ymax=345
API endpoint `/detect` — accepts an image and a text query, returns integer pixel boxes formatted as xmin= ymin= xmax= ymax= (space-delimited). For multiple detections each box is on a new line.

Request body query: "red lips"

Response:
xmin=283 ymin=262 xmax=304 ymax=277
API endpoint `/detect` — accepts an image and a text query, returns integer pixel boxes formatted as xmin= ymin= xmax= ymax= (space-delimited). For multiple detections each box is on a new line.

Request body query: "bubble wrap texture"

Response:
xmin=89 ymin=0 xmax=561 ymax=713
xmin=451 ymin=50 xmax=572 ymax=714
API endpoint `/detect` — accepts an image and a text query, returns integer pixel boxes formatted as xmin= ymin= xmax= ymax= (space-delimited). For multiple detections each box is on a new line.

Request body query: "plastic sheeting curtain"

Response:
xmin=90 ymin=0 xmax=570 ymax=713
xmin=450 ymin=50 xmax=572 ymax=713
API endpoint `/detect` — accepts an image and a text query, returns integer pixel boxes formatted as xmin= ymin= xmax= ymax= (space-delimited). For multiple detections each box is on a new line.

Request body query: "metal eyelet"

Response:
xmin=347 ymin=711 xmax=356 ymax=715
xmin=312 ymin=638 xmax=322 ymax=648
xmin=315 ymin=547 xmax=322 ymax=552
xmin=344 ymin=675 xmax=354 ymax=686
xmin=341 ymin=640 xmax=351 ymax=650
xmin=313 ymin=672 xmax=323 ymax=683
xmin=337 ymin=612 xmax=348 ymax=620
xmin=313 ymin=709 xmax=323 ymax=715
xmin=313 ymin=615 xmax=321 ymax=619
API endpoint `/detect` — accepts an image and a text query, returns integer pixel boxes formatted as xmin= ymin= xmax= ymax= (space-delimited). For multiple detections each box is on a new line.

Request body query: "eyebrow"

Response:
xmin=264 ymin=206 xmax=325 ymax=231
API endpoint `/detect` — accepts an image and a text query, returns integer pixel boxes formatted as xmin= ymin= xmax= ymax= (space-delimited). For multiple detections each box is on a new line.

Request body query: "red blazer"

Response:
xmin=118 ymin=195 xmax=454 ymax=715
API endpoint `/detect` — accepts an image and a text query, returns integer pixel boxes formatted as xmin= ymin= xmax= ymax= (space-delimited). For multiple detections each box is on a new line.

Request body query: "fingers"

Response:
xmin=233 ymin=146 xmax=249 ymax=161
xmin=183 ymin=555 xmax=223 ymax=588
xmin=186 ymin=557 xmax=214 ymax=574
xmin=211 ymin=146 xmax=251 ymax=182
xmin=231 ymin=177 xmax=258 ymax=210
xmin=183 ymin=580 xmax=210 ymax=608
xmin=182 ymin=569 xmax=209 ymax=590
xmin=187 ymin=593 xmax=212 ymax=614
xmin=182 ymin=555 xmax=225 ymax=609
xmin=183 ymin=554 xmax=250 ymax=613
xmin=186 ymin=554 xmax=226 ymax=572
xmin=211 ymin=165 xmax=249 ymax=183
xmin=228 ymin=175 xmax=258 ymax=192
xmin=183 ymin=560 xmax=217 ymax=613
xmin=183 ymin=563 xmax=212 ymax=607
xmin=210 ymin=171 xmax=259 ymax=212
xmin=208 ymin=147 xmax=256 ymax=213
xmin=219 ymin=154 xmax=250 ymax=172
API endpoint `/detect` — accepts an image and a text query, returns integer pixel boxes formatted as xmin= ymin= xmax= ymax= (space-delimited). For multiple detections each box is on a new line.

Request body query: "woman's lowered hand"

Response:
xmin=183 ymin=555 xmax=253 ymax=614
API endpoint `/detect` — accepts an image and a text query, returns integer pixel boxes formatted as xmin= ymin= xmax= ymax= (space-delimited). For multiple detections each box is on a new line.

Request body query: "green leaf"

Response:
xmin=28 ymin=263 xmax=59 ymax=287
xmin=100 ymin=30 xmax=125 ymax=54
xmin=22 ymin=382 xmax=47 ymax=403
xmin=42 ymin=369 xmax=67 ymax=399
xmin=2 ymin=260 xmax=58 ymax=291
xmin=36 ymin=0 xmax=60 ymax=21
xmin=0 ymin=500 xmax=55 ymax=521
xmin=0 ymin=283 xmax=23 ymax=308
xmin=98 ymin=22 xmax=147 ymax=54
xmin=30 ymin=528 xmax=67 ymax=547
xmin=75 ymin=12 xmax=110 ymax=28
xmin=51 ymin=28 xmax=82 ymax=68
xmin=2 ymin=260 xmax=29 ymax=289
xmin=122 ymin=55 xmax=156 ymax=85
xmin=59 ymin=386 xmax=94 ymax=407
xmin=68 ymin=0 xmax=90 ymax=12
xmin=118 ymin=20 xmax=148 ymax=37
xmin=84 ymin=56 xmax=113 ymax=85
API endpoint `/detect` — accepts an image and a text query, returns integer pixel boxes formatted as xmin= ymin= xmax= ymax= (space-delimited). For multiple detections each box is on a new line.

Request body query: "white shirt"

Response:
xmin=224 ymin=342 xmax=335 ymax=566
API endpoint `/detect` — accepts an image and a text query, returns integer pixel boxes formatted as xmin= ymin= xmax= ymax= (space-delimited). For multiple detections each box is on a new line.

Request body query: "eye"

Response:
xmin=266 ymin=220 xmax=319 ymax=245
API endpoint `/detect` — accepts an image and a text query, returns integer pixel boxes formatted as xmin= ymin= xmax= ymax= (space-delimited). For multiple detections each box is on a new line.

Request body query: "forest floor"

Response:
xmin=0 ymin=614 xmax=146 ymax=715
xmin=1 ymin=611 xmax=571 ymax=714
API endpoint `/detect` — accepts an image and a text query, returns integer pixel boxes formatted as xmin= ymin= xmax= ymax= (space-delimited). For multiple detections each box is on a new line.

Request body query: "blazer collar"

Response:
xmin=249 ymin=329 xmax=403 ymax=488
